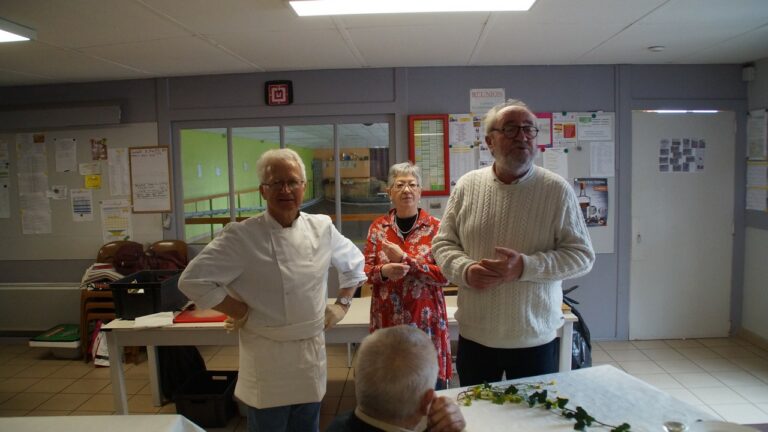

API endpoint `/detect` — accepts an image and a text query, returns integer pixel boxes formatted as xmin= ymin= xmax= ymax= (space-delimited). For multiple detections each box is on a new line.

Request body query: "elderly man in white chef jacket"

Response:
xmin=179 ymin=148 xmax=366 ymax=432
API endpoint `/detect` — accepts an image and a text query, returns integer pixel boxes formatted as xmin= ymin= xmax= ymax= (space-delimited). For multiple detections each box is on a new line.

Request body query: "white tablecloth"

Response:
xmin=0 ymin=414 xmax=205 ymax=432
xmin=438 ymin=365 xmax=718 ymax=431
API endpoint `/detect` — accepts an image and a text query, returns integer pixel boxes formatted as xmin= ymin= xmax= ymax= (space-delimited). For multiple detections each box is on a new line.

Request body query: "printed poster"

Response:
xmin=573 ymin=178 xmax=608 ymax=227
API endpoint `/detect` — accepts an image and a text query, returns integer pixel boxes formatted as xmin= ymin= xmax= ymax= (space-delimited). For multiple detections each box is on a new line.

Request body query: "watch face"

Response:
xmin=338 ymin=296 xmax=351 ymax=306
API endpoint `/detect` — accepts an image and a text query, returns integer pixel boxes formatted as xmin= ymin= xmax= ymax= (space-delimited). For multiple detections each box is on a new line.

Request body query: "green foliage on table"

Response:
xmin=457 ymin=381 xmax=632 ymax=431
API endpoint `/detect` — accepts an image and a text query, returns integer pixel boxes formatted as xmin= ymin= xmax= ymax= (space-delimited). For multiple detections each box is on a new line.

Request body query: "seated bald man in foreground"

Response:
xmin=327 ymin=325 xmax=466 ymax=432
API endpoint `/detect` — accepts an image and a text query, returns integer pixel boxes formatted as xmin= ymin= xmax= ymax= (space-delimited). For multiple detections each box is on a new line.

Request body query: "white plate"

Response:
xmin=689 ymin=421 xmax=758 ymax=432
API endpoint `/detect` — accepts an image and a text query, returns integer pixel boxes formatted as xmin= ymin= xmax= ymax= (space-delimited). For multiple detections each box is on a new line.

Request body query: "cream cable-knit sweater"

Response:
xmin=432 ymin=165 xmax=595 ymax=349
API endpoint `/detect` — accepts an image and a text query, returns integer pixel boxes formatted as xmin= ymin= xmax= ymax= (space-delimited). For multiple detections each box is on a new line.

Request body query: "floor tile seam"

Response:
xmin=0 ymin=391 xmax=57 ymax=411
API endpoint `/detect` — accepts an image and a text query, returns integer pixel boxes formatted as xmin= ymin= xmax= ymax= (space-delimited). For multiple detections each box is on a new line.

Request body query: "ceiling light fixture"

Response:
xmin=0 ymin=17 xmax=36 ymax=42
xmin=647 ymin=45 xmax=665 ymax=52
xmin=288 ymin=0 xmax=537 ymax=16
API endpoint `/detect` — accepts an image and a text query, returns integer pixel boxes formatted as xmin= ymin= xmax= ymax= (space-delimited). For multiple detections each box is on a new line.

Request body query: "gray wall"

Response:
xmin=0 ymin=64 xmax=748 ymax=340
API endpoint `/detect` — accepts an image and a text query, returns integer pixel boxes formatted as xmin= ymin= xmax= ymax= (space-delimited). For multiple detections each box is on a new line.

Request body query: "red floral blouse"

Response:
xmin=364 ymin=208 xmax=452 ymax=384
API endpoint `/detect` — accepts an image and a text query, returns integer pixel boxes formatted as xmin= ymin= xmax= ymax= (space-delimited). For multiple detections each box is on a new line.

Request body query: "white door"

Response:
xmin=630 ymin=111 xmax=735 ymax=340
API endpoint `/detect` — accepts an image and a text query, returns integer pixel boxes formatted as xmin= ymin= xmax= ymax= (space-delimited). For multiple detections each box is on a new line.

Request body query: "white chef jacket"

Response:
xmin=179 ymin=211 xmax=367 ymax=408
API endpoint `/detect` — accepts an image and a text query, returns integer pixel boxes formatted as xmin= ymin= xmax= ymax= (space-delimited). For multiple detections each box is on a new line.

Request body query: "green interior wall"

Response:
xmin=180 ymin=130 xmax=318 ymax=242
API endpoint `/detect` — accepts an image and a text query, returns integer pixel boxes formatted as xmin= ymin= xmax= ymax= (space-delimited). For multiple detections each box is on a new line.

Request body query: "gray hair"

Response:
xmin=387 ymin=161 xmax=422 ymax=188
xmin=484 ymin=99 xmax=533 ymax=135
xmin=355 ymin=325 xmax=438 ymax=423
xmin=255 ymin=148 xmax=307 ymax=183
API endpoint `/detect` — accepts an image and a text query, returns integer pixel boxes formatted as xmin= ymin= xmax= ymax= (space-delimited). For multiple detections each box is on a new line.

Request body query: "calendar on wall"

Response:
xmin=408 ymin=114 xmax=450 ymax=196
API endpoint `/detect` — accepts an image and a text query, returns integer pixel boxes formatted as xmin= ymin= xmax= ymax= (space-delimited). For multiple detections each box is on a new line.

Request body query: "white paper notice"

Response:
xmin=20 ymin=193 xmax=51 ymax=234
xmin=748 ymin=109 xmax=767 ymax=161
xmin=108 ymin=148 xmax=130 ymax=196
xmin=101 ymin=199 xmax=133 ymax=243
xmin=449 ymin=114 xmax=481 ymax=185
xmin=543 ymin=149 xmax=569 ymax=179
xmin=79 ymin=162 xmax=101 ymax=175
xmin=21 ymin=208 xmax=52 ymax=234
xmin=535 ymin=116 xmax=552 ymax=148
xmin=553 ymin=113 xmax=578 ymax=147
xmin=747 ymin=162 xmax=768 ymax=187
xmin=18 ymin=173 xmax=49 ymax=195
xmin=450 ymin=147 xmax=476 ymax=187
xmin=0 ymin=144 xmax=9 ymax=219
xmin=469 ymin=88 xmax=505 ymax=116
xmin=55 ymin=138 xmax=77 ymax=172
xmin=71 ymin=188 xmax=94 ymax=221
xmin=590 ymin=142 xmax=615 ymax=177
xmin=478 ymin=141 xmax=493 ymax=168
xmin=48 ymin=185 xmax=68 ymax=200
xmin=16 ymin=133 xmax=46 ymax=155
xmin=577 ymin=113 xmax=613 ymax=141
xmin=746 ymin=188 xmax=767 ymax=211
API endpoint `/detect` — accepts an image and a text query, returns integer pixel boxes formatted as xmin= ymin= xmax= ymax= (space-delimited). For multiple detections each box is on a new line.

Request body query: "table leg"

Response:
xmin=559 ymin=321 xmax=574 ymax=372
xmin=147 ymin=346 xmax=162 ymax=406
xmin=346 ymin=343 xmax=352 ymax=367
xmin=105 ymin=331 xmax=129 ymax=414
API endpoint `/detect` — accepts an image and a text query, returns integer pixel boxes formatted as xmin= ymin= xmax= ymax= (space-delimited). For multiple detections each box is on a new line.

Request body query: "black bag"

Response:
xmin=158 ymin=346 xmax=207 ymax=402
xmin=563 ymin=285 xmax=592 ymax=370
xmin=112 ymin=241 xmax=148 ymax=276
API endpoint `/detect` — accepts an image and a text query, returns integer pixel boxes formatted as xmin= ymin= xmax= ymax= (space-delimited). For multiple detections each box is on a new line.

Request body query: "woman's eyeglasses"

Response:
xmin=392 ymin=182 xmax=420 ymax=191
xmin=262 ymin=180 xmax=305 ymax=191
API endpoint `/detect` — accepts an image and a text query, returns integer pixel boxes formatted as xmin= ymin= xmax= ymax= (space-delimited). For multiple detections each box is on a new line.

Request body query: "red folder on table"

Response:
xmin=173 ymin=308 xmax=227 ymax=323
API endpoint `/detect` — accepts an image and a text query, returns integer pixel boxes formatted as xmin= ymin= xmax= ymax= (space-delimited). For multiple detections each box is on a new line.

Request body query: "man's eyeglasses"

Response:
xmin=491 ymin=124 xmax=540 ymax=139
xmin=392 ymin=182 xmax=420 ymax=191
xmin=262 ymin=180 xmax=305 ymax=191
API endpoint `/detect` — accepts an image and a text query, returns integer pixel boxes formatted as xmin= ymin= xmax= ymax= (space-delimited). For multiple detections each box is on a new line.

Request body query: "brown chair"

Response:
xmin=79 ymin=289 xmax=115 ymax=361
xmin=147 ymin=240 xmax=189 ymax=270
xmin=80 ymin=240 xmax=145 ymax=363
xmin=97 ymin=240 xmax=140 ymax=264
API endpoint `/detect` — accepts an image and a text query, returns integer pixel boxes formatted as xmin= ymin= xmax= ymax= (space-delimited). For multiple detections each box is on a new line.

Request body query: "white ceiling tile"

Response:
xmin=212 ymin=30 xmax=362 ymax=71
xmin=143 ymin=0 xmax=335 ymax=33
xmin=682 ymin=25 xmax=768 ymax=64
xmin=471 ymin=21 xmax=621 ymax=65
xmin=79 ymin=36 xmax=257 ymax=77
xmin=0 ymin=0 xmax=188 ymax=49
xmin=640 ymin=0 xmax=768 ymax=25
xmin=347 ymin=23 xmax=482 ymax=67
xmin=0 ymin=41 xmax=150 ymax=83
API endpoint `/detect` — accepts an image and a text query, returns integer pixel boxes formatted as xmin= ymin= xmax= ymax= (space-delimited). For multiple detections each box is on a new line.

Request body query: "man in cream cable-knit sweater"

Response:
xmin=432 ymin=99 xmax=595 ymax=386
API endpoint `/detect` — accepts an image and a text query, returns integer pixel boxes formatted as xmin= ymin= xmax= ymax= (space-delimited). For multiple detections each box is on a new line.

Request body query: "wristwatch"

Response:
xmin=336 ymin=296 xmax=352 ymax=307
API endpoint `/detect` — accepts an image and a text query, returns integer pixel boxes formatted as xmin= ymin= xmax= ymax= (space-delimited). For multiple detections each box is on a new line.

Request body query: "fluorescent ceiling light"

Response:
xmin=289 ymin=0 xmax=537 ymax=16
xmin=0 ymin=17 xmax=36 ymax=42
xmin=645 ymin=110 xmax=719 ymax=114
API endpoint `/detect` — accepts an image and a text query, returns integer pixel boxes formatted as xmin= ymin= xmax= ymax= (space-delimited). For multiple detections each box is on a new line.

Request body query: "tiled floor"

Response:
xmin=2 ymin=337 xmax=768 ymax=430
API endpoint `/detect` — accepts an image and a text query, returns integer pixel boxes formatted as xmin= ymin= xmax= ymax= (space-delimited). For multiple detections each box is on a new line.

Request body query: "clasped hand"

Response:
xmin=381 ymin=239 xmax=405 ymax=262
xmin=466 ymin=246 xmax=524 ymax=290
xmin=223 ymin=310 xmax=249 ymax=333
xmin=427 ymin=396 xmax=466 ymax=432
xmin=324 ymin=304 xmax=347 ymax=329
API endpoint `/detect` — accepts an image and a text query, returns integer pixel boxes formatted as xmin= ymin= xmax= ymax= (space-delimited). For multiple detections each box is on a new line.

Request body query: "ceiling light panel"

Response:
xmin=289 ymin=0 xmax=537 ymax=16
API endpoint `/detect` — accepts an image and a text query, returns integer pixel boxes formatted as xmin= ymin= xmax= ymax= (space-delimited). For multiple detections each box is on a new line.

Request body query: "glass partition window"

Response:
xmin=180 ymin=128 xmax=228 ymax=244
xmin=180 ymin=121 xmax=390 ymax=245
xmin=232 ymin=127 xmax=280 ymax=219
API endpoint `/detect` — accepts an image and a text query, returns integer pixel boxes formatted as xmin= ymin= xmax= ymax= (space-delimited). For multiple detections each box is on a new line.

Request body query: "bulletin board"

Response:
xmin=129 ymin=146 xmax=172 ymax=213
xmin=408 ymin=114 xmax=450 ymax=196
xmin=0 ymin=123 xmax=162 ymax=261
xmin=439 ymin=111 xmax=616 ymax=254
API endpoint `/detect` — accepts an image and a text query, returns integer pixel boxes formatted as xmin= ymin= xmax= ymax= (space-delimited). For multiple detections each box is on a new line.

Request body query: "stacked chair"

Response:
xmin=79 ymin=240 xmax=189 ymax=363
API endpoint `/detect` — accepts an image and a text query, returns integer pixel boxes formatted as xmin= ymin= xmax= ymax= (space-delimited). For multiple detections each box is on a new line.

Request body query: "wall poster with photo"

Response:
xmin=573 ymin=178 xmax=608 ymax=227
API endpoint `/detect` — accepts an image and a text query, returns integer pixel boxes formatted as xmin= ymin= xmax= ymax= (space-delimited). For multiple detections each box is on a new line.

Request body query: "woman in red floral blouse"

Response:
xmin=364 ymin=161 xmax=452 ymax=389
